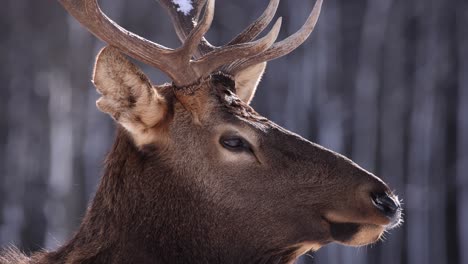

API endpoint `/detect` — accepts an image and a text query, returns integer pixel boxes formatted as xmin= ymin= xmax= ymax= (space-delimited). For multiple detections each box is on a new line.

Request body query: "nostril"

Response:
xmin=371 ymin=192 xmax=400 ymax=218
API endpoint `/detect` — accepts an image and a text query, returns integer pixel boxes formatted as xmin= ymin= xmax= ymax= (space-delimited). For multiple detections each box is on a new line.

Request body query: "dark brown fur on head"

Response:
xmin=2 ymin=27 xmax=401 ymax=262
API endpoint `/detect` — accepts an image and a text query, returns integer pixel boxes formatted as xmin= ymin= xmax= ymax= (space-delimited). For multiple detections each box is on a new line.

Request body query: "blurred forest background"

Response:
xmin=0 ymin=0 xmax=467 ymax=263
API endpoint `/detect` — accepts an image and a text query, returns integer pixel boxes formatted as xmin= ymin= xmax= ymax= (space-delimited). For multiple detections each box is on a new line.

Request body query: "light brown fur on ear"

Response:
xmin=234 ymin=62 xmax=266 ymax=104
xmin=93 ymin=46 xmax=168 ymax=146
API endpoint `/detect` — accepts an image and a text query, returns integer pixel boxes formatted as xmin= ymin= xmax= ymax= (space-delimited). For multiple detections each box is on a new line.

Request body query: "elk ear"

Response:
xmin=93 ymin=46 xmax=168 ymax=145
xmin=233 ymin=62 xmax=266 ymax=104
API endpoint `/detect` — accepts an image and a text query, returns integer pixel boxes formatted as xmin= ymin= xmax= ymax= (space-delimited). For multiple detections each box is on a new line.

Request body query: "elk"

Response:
xmin=1 ymin=0 xmax=402 ymax=263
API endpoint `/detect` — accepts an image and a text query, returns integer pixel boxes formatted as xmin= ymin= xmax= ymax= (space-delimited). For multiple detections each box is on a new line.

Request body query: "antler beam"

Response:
xmin=59 ymin=0 xmax=322 ymax=86
xmin=157 ymin=0 xmax=323 ymax=74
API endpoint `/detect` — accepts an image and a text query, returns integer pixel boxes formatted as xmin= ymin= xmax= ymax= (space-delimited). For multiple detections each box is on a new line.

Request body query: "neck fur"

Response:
xmin=37 ymin=128 xmax=297 ymax=264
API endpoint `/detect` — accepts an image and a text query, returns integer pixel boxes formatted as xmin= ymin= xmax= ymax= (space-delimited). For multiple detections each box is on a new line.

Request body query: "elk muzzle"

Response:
xmin=322 ymin=176 xmax=402 ymax=246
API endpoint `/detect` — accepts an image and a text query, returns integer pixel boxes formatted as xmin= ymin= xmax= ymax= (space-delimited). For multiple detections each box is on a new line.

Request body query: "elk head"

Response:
xmin=57 ymin=0 xmax=402 ymax=263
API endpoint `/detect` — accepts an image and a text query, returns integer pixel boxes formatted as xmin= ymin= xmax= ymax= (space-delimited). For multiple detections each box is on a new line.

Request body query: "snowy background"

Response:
xmin=0 ymin=0 xmax=467 ymax=263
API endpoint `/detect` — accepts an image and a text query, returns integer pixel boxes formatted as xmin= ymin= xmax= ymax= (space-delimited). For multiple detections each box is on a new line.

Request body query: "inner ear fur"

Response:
xmin=233 ymin=62 xmax=266 ymax=104
xmin=93 ymin=46 xmax=168 ymax=146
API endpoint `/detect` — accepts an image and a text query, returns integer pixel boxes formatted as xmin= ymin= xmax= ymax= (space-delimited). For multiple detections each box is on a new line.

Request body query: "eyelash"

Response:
xmin=220 ymin=136 xmax=251 ymax=152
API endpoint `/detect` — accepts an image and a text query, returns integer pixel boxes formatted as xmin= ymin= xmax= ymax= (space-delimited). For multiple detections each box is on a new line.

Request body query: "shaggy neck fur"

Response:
xmin=6 ymin=128 xmax=300 ymax=264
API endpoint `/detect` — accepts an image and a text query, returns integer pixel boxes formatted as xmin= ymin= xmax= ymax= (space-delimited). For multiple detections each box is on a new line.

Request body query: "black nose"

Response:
xmin=371 ymin=192 xmax=400 ymax=218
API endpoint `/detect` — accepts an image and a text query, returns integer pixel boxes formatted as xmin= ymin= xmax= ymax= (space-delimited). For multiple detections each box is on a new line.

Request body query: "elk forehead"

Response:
xmin=211 ymin=74 xmax=269 ymax=126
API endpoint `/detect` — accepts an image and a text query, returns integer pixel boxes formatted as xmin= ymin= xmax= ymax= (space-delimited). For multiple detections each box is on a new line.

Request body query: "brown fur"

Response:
xmin=2 ymin=47 xmax=401 ymax=264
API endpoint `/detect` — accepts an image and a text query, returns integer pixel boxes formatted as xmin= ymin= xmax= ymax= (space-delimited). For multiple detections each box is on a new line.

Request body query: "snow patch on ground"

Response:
xmin=172 ymin=0 xmax=193 ymax=16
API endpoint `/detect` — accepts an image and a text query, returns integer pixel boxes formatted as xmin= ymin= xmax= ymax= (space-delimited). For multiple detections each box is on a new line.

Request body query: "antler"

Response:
xmin=227 ymin=0 xmax=322 ymax=74
xmin=158 ymin=0 xmax=322 ymax=75
xmin=58 ymin=0 xmax=280 ymax=86
xmin=158 ymin=0 xmax=280 ymax=57
xmin=58 ymin=0 xmax=322 ymax=86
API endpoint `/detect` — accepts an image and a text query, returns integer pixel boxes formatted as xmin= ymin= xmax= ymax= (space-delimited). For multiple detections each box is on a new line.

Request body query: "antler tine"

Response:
xmin=177 ymin=0 xmax=215 ymax=60
xmin=61 ymin=0 xmax=320 ymax=88
xmin=228 ymin=0 xmax=323 ymax=74
xmin=58 ymin=0 xmax=184 ymax=80
xmin=193 ymin=17 xmax=283 ymax=76
xmin=227 ymin=0 xmax=280 ymax=46
xmin=157 ymin=0 xmax=216 ymax=57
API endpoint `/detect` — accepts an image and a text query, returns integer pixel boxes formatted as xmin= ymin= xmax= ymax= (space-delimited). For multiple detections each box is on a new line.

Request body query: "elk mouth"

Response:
xmin=320 ymin=217 xmax=386 ymax=246
xmin=321 ymin=199 xmax=402 ymax=247
xmin=328 ymin=222 xmax=362 ymax=242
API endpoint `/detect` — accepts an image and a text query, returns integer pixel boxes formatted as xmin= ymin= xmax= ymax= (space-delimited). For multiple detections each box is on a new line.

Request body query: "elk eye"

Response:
xmin=220 ymin=136 xmax=250 ymax=152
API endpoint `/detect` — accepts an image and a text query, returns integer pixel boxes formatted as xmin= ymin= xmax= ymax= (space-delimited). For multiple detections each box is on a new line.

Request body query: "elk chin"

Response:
xmin=328 ymin=222 xmax=385 ymax=246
